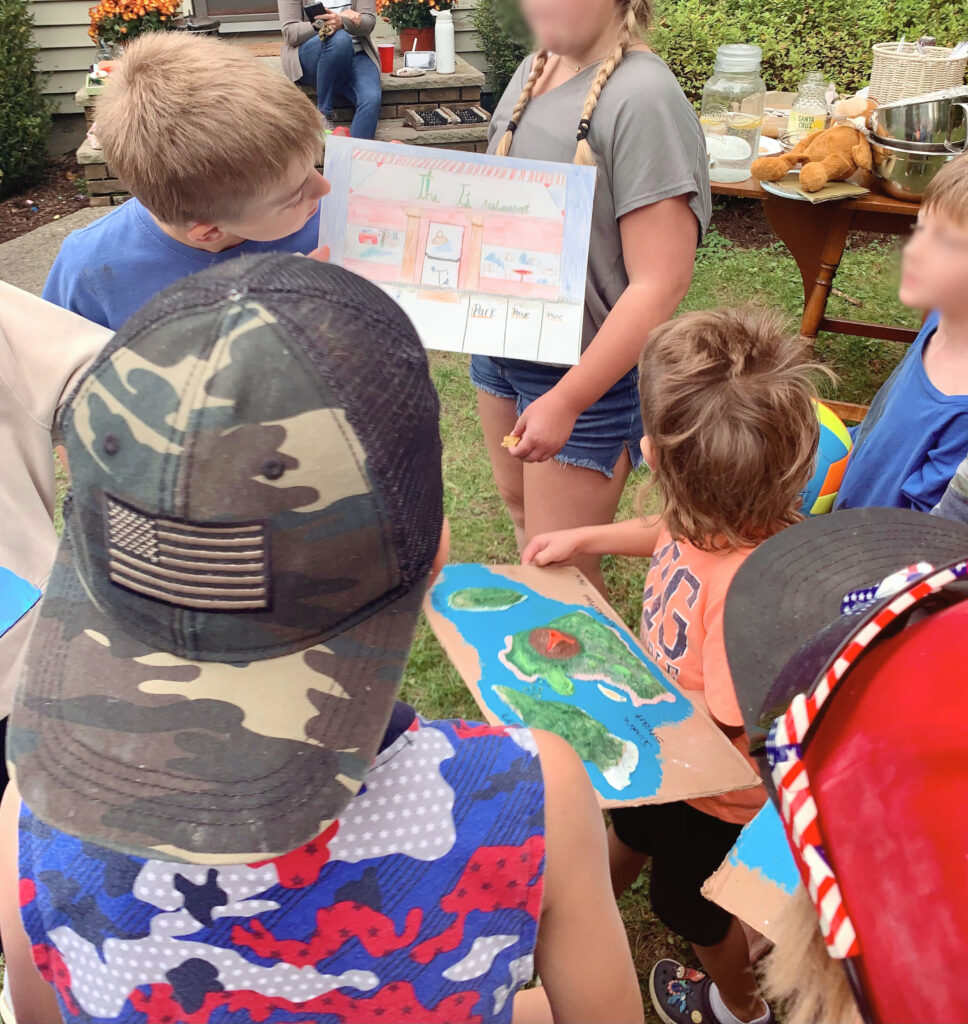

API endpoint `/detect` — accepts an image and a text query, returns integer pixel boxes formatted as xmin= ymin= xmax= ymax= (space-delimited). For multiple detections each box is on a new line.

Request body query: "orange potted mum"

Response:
xmin=89 ymin=0 xmax=178 ymax=50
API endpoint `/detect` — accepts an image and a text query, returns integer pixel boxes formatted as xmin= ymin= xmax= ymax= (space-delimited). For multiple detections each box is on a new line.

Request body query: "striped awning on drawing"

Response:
xmin=351 ymin=148 xmax=568 ymax=187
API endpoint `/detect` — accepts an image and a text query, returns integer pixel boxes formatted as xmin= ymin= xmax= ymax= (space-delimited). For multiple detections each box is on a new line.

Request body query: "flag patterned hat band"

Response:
xmin=10 ymin=255 xmax=444 ymax=865
xmin=766 ymin=558 xmax=968 ymax=961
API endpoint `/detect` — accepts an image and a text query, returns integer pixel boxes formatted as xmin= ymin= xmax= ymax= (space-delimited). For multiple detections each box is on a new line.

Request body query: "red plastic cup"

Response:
xmin=378 ymin=43 xmax=394 ymax=73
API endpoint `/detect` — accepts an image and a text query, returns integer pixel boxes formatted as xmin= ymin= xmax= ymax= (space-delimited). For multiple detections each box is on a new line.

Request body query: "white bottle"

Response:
xmin=433 ymin=8 xmax=456 ymax=75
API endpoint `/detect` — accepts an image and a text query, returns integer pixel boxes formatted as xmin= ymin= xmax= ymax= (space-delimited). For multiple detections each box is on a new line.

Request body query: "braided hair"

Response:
xmin=495 ymin=0 xmax=653 ymax=165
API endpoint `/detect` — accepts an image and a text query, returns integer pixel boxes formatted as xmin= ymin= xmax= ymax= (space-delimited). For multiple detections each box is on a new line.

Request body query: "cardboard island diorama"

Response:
xmin=321 ymin=138 xmax=596 ymax=366
xmin=425 ymin=563 xmax=761 ymax=807
xmin=424 ymin=564 xmax=802 ymax=934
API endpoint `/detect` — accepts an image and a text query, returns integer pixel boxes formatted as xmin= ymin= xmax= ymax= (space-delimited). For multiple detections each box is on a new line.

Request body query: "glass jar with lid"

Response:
xmin=788 ymin=71 xmax=829 ymax=139
xmin=700 ymin=44 xmax=766 ymax=183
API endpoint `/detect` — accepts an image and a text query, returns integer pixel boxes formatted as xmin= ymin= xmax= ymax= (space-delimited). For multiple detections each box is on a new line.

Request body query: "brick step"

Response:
xmin=328 ymin=86 xmax=484 ymax=122
xmin=330 ymin=117 xmax=488 ymax=151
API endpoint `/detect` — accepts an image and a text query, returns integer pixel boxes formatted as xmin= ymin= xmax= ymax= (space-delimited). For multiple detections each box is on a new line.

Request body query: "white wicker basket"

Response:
xmin=869 ymin=42 xmax=968 ymax=105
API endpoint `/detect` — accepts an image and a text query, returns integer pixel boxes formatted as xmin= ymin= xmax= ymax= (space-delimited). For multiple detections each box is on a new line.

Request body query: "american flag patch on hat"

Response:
xmin=104 ymin=496 xmax=269 ymax=611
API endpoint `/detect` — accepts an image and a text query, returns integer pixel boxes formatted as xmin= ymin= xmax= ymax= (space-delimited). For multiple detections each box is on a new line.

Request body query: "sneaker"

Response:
xmin=648 ymin=959 xmax=774 ymax=1024
xmin=320 ymin=114 xmax=335 ymax=134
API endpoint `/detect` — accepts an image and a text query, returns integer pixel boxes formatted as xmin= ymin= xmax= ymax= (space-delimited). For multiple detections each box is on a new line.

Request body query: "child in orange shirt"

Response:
xmin=523 ymin=307 xmax=821 ymax=1024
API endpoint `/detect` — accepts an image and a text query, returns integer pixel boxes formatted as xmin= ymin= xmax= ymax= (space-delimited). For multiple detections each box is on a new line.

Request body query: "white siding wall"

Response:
xmin=454 ymin=0 xmax=483 ymax=75
xmin=29 ymin=0 xmax=96 ymax=114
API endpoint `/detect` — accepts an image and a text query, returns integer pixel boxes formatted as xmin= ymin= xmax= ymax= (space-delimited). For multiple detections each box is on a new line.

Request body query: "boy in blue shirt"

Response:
xmin=43 ymin=32 xmax=330 ymax=330
xmin=836 ymin=154 xmax=968 ymax=512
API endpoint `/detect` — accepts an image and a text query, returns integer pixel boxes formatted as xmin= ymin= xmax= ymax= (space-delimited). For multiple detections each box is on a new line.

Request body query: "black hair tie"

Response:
xmin=507 ymin=120 xmax=518 ymax=134
xmin=576 ymin=118 xmax=591 ymax=141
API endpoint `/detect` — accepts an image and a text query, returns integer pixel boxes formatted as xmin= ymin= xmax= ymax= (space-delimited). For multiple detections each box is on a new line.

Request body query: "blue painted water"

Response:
xmin=728 ymin=803 xmax=800 ymax=893
xmin=431 ymin=564 xmax=693 ymax=801
xmin=0 ymin=566 xmax=41 ymax=637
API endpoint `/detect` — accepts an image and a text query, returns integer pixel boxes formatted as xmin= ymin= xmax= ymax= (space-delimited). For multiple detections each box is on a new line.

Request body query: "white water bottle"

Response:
xmin=433 ymin=8 xmax=456 ymax=74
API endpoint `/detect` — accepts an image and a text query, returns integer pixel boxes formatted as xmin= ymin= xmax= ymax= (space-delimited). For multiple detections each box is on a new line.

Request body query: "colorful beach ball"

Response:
xmin=801 ymin=400 xmax=853 ymax=515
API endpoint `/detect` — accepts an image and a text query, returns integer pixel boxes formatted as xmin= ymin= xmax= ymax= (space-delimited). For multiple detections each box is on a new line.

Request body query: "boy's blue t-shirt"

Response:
xmin=835 ymin=311 xmax=968 ymax=513
xmin=42 ymin=198 xmax=320 ymax=331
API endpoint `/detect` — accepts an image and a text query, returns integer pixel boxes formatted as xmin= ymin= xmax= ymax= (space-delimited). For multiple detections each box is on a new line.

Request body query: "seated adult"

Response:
xmin=278 ymin=0 xmax=381 ymax=138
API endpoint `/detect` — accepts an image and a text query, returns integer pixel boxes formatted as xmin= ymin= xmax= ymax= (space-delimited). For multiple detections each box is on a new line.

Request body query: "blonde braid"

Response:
xmin=573 ymin=0 xmax=647 ymax=165
xmin=495 ymin=50 xmax=549 ymax=157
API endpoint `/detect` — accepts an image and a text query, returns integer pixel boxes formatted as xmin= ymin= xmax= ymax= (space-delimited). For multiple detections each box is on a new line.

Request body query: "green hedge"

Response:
xmin=0 ymin=0 xmax=51 ymax=197
xmin=474 ymin=0 xmax=964 ymax=104
xmin=652 ymin=0 xmax=966 ymax=101
xmin=473 ymin=0 xmax=531 ymax=98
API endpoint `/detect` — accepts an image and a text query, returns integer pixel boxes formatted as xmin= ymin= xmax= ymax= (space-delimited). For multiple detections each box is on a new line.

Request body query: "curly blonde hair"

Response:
xmin=494 ymin=0 xmax=652 ymax=166
xmin=638 ymin=307 xmax=825 ymax=551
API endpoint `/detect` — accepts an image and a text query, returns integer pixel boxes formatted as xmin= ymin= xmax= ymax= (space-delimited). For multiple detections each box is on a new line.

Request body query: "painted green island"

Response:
xmin=494 ymin=685 xmax=639 ymax=790
xmin=500 ymin=609 xmax=670 ymax=704
xmin=448 ymin=587 xmax=527 ymax=612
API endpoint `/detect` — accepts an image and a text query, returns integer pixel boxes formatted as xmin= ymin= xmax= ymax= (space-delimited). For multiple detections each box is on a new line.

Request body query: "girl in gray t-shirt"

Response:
xmin=470 ymin=0 xmax=710 ymax=598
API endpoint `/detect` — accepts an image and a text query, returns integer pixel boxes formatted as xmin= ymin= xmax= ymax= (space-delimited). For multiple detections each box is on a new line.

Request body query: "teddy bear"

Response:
xmin=751 ymin=96 xmax=879 ymax=192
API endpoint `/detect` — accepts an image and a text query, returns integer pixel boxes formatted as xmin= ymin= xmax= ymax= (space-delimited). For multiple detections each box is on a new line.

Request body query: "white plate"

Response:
xmin=758 ymin=136 xmax=782 ymax=156
xmin=759 ymin=172 xmax=807 ymax=201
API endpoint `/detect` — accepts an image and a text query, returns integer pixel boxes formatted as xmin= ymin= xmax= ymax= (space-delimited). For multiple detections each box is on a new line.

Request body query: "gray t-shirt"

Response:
xmin=488 ymin=52 xmax=711 ymax=352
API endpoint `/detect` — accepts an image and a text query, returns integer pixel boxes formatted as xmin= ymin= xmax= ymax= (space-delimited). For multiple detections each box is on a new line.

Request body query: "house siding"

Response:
xmin=453 ymin=0 xmax=483 ymax=74
xmin=30 ymin=0 xmax=95 ymax=114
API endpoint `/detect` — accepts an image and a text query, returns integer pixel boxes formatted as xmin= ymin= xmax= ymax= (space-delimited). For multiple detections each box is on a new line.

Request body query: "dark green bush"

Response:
xmin=650 ymin=0 xmax=965 ymax=102
xmin=0 ymin=0 xmax=51 ymax=197
xmin=473 ymin=0 xmax=963 ymax=105
xmin=473 ymin=0 xmax=531 ymax=98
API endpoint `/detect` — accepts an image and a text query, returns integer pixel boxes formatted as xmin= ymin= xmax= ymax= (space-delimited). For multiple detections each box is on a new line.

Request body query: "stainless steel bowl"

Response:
xmin=870 ymin=139 xmax=958 ymax=201
xmin=871 ymin=88 xmax=968 ymax=152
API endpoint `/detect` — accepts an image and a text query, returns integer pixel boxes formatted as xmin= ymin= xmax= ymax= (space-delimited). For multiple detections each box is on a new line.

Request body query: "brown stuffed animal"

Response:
xmin=751 ymin=124 xmax=873 ymax=192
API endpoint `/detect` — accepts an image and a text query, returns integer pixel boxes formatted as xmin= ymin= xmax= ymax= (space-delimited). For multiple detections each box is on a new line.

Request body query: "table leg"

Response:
xmin=761 ymin=199 xmax=853 ymax=339
xmin=761 ymin=198 xmax=832 ymax=303
xmin=800 ymin=207 xmax=853 ymax=339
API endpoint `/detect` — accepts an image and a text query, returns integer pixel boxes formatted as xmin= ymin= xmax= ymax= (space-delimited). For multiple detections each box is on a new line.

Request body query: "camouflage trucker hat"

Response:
xmin=10 ymin=254 xmax=444 ymax=864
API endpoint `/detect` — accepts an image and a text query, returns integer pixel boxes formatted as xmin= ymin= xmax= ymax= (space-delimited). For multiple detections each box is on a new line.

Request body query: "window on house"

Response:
xmin=193 ymin=0 xmax=278 ymax=21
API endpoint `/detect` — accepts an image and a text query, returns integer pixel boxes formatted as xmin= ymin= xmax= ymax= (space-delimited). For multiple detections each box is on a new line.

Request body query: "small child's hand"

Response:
xmin=522 ymin=529 xmax=584 ymax=567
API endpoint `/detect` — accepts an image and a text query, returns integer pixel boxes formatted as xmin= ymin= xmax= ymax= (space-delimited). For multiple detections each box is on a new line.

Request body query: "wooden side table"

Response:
xmin=712 ymin=175 xmax=920 ymax=344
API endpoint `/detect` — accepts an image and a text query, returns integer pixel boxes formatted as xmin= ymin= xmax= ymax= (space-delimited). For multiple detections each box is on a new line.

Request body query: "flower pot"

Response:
xmin=399 ymin=26 xmax=434 ymax=53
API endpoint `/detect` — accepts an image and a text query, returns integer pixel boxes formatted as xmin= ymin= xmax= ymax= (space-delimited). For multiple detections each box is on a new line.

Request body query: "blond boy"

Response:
xmin=836 ymin=153 xmax=968 ymax=512
xmin=43 ymin=33 xmax=329 ymax=330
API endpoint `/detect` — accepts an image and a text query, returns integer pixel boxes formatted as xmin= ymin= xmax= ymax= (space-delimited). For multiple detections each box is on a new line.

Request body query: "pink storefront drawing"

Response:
xmin=321 ymin=139 xmax=596 ymax=365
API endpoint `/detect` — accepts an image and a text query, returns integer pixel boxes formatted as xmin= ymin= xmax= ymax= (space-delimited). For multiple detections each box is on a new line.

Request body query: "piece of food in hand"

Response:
xmin=502 ymin=435 xmax=521 ymax=449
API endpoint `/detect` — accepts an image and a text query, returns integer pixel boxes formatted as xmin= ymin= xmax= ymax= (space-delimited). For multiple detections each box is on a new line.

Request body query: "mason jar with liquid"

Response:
xmin=700 ymin=44 xmax=766 ymax=183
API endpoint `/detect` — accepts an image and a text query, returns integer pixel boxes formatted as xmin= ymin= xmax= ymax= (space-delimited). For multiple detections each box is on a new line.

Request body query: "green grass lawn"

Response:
xmin=48 ymin=219 xmax=916 ymax=1020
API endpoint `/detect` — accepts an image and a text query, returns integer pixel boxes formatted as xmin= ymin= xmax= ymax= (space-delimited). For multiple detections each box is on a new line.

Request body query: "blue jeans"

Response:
xmin=297 ymin=30 xmax=381 ymax=139
xmin=470 ymin=356 xmax=644 ymax=478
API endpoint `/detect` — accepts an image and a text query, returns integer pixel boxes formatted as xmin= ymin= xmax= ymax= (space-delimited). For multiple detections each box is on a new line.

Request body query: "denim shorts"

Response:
xmin=470 ymin=355 xmax=644 ymax=478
